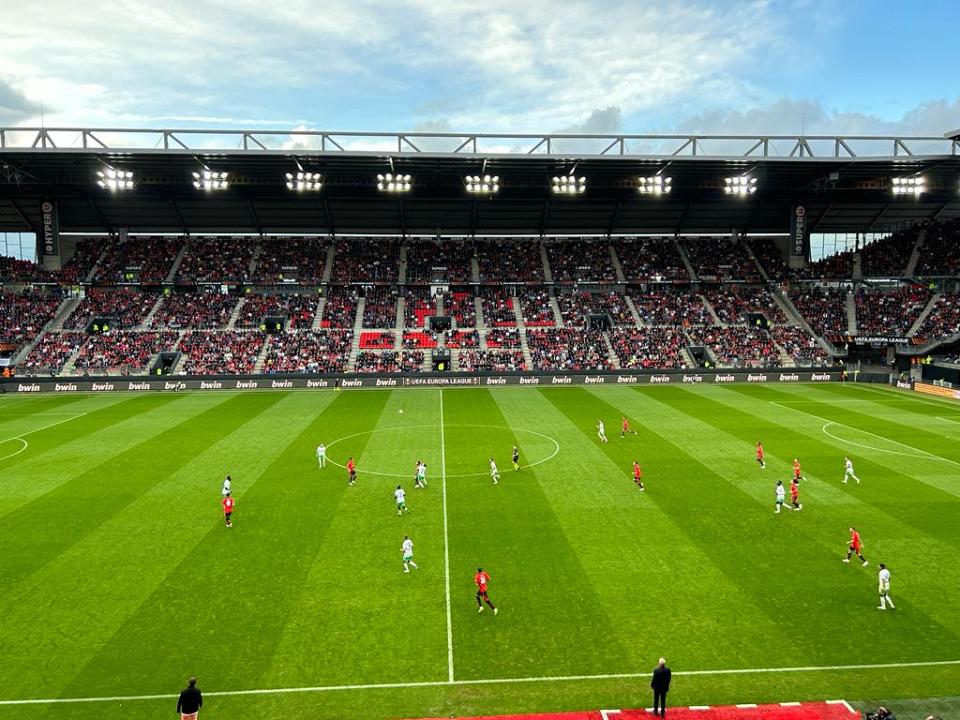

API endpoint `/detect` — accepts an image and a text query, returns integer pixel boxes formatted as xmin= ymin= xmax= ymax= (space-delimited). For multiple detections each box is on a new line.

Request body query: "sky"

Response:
xmin=0 ymin=0 xmax=958 ymax=139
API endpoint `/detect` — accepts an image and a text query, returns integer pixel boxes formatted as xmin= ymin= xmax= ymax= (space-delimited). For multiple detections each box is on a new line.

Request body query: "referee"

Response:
xmin=176 ymin=676 xmax=203 ymax=720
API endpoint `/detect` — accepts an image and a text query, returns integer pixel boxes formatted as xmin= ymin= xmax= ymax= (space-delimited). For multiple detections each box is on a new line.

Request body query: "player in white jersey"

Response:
xmin=221 ymin=475 xmax=232 ymax=497
xmin=489 ymin=458 xmax=500 ymax=485
xmin=316 ymin=443 xmax=326 ymax=468
xmin=417 ymin=462 xmax=427 ymax=488
xmin=413 ymin=460 xmax=423 ymax=488
xmin=394 ymin=485 xmax=408 ymax=515
xmin=401 ymin=535 xmax=419 ymax=573
xmin=877 ymin=563 xmax=895 ymax=609
xmin=597 ymin=420 xmax=608 ymax=443
xmin=774 ymin=480 xmax=785 ymax=513
xmin=842 ymin=456 xmax=861 ymax=485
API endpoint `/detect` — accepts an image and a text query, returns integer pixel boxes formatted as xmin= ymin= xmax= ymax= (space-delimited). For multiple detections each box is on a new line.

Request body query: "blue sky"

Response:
xmin=0 ymin=0 xmax=957 ymax=137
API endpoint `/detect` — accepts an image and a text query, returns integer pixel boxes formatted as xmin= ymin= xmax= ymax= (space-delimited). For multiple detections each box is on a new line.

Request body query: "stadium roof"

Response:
xmin=1 ymin=127 xmax=959 ymax=235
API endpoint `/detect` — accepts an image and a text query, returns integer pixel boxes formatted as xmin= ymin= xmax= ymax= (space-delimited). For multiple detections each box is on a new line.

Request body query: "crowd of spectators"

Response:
xmin=253 ymin=236 xmax=330 ymax=285
xmin=355 ymin=351 xmax=399 ymax=373
xmin=520 ymin=287 xmax=556 ymax=326
xmin=359 ymin=331 xmax=395 ymax=349
xmin=860 ymin=229 xmax=917 ymax=277
xmin=916 ymin=222 xmax=960 ymax=277
xmin=68 ymin=289 xmax=158 ymax=330
xmin=261 ymin=330 xmax=352 ymax=373
xmin=446 ymin=291 xmax=476 ymax=328
xmin=406 ymin=240 xmax=473 ymax=283
xmin=402 ymin=330 xmax=438 ymax=349
xmin=178 ymin=331 xmax=265 ymax=375
xmin=855 ymin=287 xmax=929 ymax=336
xmin=916 ymin=293 xmax=960 ymax=338
xmin=628 ymin=289 xmax=712 ymax=326
xmin=477 ymin=239 xmax=543 ymax=282
xmin=683 ymin=238 xmax=759 ymax=281
xmin=176 ymin=237 xmax=256 ymax=284
xmin=480 ymin=287 xmax=517 ymax=325
xmin=0 ymin=290 xmax=62 ymax=348
xmin=73 ymin=331 xmax=179 ymax=374
xmin=793 ymin=251 xmax=853 ymax=280
xmin=94 ymin=236 xmax=181 ymax=284
xmin=546 ymin=239 xmax=616 ymax=282
xmin=331 ymin=239 xmax=400 ymax=283
xmin=526 ymin=329 xmax=612 ymax=371
xmin=685 ymin=325 xmax=781 ymax=368
xmin=60 ymin=237 xmax=106 ymax=284
xmin=556 ymin=290 xmax=634 ymax=327
xmin=321 ymin=287 xmax=358 ymax=328
xmin=789 ymin=288 xmax=849 ymax=335
xmin=702 ymin=287 xmax=788 ymax=325
xmin=152 ymin=291 xmax=239 ymax=330
xmin=0 ymin=257 xmax=60 ymax=283
xmin=458 ymin=350 xmax=526 ymax=372
xmin=749 ymin=238 xmax=788 ymax=280
xmin=403 ymin=287 xmax=434 ymax=328
xmin=769 ymin=326 xmax=831 ymax=365
xmin=445 ymin=330 xmax=479 ymax=348
xmin=608 ymin=327 xmax=689 ymax=369
xmin=485 ymin=328 xmax=521 ymax=347
xmin=613 ymin=238 xmax=689 ymax=281
xmin=21 ymin=331 xmax=85 ymax=374
xmin=362 ymin=287 xmax=399 ymax=328
xmin=235 ymin=293 xmax=318 ymax=329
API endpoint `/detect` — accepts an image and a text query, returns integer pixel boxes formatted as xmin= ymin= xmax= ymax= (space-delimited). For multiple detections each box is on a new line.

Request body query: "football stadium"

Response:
xmin=2 ymin=5 xmax=960 ymax=720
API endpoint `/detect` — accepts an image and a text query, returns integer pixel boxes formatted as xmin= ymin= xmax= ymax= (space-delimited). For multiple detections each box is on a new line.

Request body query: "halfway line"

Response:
xmin=439 ymin=388 xmax=454 ymax=681
xmin=2 ymin=658 xmax=958 ymax=706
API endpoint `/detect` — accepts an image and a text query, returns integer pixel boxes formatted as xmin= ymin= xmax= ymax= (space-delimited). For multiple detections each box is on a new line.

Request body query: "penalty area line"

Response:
xmin=3 ymin=659 xmax=960 ymax=706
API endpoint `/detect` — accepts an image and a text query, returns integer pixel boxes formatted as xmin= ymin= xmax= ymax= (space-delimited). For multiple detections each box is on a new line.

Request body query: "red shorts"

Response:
xmin=181 ymin=713 xmax=199 ymax=720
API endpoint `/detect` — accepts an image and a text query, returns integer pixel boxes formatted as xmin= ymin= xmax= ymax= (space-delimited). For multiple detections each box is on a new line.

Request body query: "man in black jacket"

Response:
xmin=176 ymin=676 xmax=203 ymax=719
xmin=650 ymin=657 xmax=671 ymax=718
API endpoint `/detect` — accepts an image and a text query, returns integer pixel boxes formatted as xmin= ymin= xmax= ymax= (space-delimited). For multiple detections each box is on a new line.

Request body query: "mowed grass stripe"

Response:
xmin=547 ymin=386 xmax=813 ymax=669
xmin=54 ymin=390 xmax=391 ymax=702
xmin=649 ymin=385 xmax=960 ymax=655
xmin=445 ymin=388 xmax=634 ymax=680
xmin=0 ymin=392 xmax=321 ymax=702
xmin=261 ymin=389 xmax=450 ymax=689
xmin=0 ymin=393 xmax=93 ymax=434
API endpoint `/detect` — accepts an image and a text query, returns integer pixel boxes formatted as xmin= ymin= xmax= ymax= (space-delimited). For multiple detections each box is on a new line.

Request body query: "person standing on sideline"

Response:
xmin=176 ymin=676 xmax=202 ymax=720
xmin=316 ymin=443 xmax=326 ymax=469
xmin=650 ymin=657 xmax=671 ymax=718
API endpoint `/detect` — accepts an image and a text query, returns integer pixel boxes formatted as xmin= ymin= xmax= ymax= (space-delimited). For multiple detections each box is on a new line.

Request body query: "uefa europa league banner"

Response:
xmin=40 ymin=200 xmax=60 ymax=257
xmin=790 ymin=205 xmax=810 ymax=261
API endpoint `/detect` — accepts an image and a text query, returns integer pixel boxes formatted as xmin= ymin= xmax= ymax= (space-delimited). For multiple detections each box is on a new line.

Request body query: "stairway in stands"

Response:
xmin=904 ymin=227 xmax=926 ymax=277
xmin=347 ymin=298 xmax=366 ymax=372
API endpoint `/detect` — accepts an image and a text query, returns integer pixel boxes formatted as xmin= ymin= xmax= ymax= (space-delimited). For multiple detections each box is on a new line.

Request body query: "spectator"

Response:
xmin=458 ymin=350 xmax=526 ymax=372
xmin=683 ymin=237 xmax=759 ymax=281
xmin=152 ymin=292 xmax=239 ymax=330
xmin=407 ymin=240 xmax=473 ymax=283
xmin=68 ymin=289 xmax=157 ymax=330
xmin=789 ymin=288 xmax=849 ymax=336
xmin=855 ymin=287 xmax=929 ymax=336
xmin=609 ymin=328 xmax=688 ymax=369
xmin=614 ymin=237 xmax=688 ymax=281
xmin=526 ymin=329 xmax=612 ymax=371
xmin=235 ymin=293 xmax=319 ymax=330
xmin=320 ymin=287 xmax=359 ymax=328
xmin=178 ymin=331 xmax=265 ymax=375
xmin=446 ymin=291 xmax=477 ymax=328
xmin=477 ymin=239 xmax=543 ymax=282
xmin=362 ymin=287 xmax=399 ymax=328
xmin=629 ymin=289 xmax=710 ymax=326
xmin=546 ymin=238 xmax=616 ymax=282
xmin=650 ymin=657 xmax=671 ymax=718
xmin=479 ymin=287 xmax=517 ymax=326
xmin=176 ymin=676 xmax=202 ymax=720
xmin=262 ymin=330 xmax=353 ymax=373
xmin=331 ymin=239 xmax=400 ymax=283
xmin=254 ymin=236 xmax=330 ymax=285
xmin=93 ymin=235 xmax=181 ymax=283
xmin=176 ymin=236 xmax=256 ymax=284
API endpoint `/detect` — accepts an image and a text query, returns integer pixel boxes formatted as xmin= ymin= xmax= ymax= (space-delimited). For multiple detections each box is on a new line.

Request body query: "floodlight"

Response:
xmin=891 ymin=176 xmax=924 ymax=197
xmin=377 ymin=172 xmax=411 ymax=192
xmin=96 ymin=167 xmax=134 ymax=191
xmin=192 ymin=169 xmax=229 ymax=191
xmin=638 ymin=176 xmax=672 ymax=195
xmin=465 ymin=174 xmax=500 ymax=194
xmin=285 ymin=171 xmax=322 ymax=191
xmin=723 ymin=175 xmax=757 ymax=196
xmin=551 ymin=175 xmax=586 ymax=195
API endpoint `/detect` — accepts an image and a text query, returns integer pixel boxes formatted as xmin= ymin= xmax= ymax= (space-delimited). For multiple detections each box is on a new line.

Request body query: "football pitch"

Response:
xmin=1 ymin=382 xmax=959 ymax=720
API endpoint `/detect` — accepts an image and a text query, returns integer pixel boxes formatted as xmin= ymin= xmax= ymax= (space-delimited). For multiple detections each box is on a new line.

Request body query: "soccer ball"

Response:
xmin=399 ymin=409 xmax=404 ymax=415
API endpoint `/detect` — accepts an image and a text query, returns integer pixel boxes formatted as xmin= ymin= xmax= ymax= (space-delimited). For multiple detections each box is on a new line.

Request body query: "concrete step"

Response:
xmin=539 ymin=242 xmax=553 ymax=282
xmin=253 ymin=333 xmax=271 ymax=373
xmin=312 ymin=297 xmax=327 ymax=330
xmin=247 ymin=241 xmax=263 ymax=278
xmin=398 ymin=242 xmax=409 ymax=284
xmin=846 ymin=291 xmax=857 ymax=334
xmin=609 ymin=243 xmax=626 ymax=283
xmin=775 ymin=289 xmax=838 ymax=357
xmin=226 ymin=297 xmax=246 ymax=330
xmin=908 ymin=292 xmax=940 ymax=337
xmin=676 ymin=238 xmax=698 ymax=281
xmin=905 ymin=228 xmax=926 ymax=277
xmin=518 ymin=329 xmax=533 ymax=369
xmin=164 ymin=241 xmax=190 ymax=284
xmin=86 ymin=243 xmax=112 ymax=283
xmin=471 ymin=255 xmax=480 ymax=283
xmin=743 ymin=241 xmax=770 ymax=283
xmin=624 ymin=294 xmax=645 ymax=327
xmin=140 ymin=294 xmax=166 ymax=329
xmin=321 ymin=244 xmax=336 ymax=283
xmin=602 ymin=331 xmax=621 ymax=369
xmin=48 ymin=297 xmax=82 ymax=330
xmin=548 ymin=295 xmax=564 ymax=326
xmin=701 ymin=295 xmax=724 ymax=325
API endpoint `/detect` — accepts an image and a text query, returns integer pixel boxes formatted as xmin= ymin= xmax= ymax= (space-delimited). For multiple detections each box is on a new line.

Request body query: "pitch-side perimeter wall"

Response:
xmin=2 ymin=369 xmax=843 ymax=393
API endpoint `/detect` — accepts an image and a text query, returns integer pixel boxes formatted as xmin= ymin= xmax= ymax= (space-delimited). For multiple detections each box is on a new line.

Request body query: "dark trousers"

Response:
xmin=653 ymin=689 xmax=667 ymax=717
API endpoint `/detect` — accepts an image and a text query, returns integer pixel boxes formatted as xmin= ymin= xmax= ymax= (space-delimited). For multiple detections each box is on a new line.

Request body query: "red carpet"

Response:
xmin=414 ymin=701 xmax=858 ymax=720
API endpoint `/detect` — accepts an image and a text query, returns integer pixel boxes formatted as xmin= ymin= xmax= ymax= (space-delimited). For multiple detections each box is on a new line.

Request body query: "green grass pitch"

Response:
xmin=0 ymin=383 xmax=959 ymax=720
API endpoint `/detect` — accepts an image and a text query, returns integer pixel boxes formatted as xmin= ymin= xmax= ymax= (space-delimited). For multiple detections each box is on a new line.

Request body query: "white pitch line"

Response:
xmin=0 ymin=413 xmax=87 ymax=462
xmin=439 ymin=389 xmax=454 ymax=682
xmin=1 ymin=659 xmax=958 ymax=707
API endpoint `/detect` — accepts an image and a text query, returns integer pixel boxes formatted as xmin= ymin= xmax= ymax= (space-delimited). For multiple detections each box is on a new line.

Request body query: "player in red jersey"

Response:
xmin=346 ymin=457 xmax=357 ymax=486
xmin=792 ymin=458 xmax=804 ymax=481
xmin=632 ymin=460 xmax=645 ymax=491
xmin=789 ymin=478 xmax=802 ymax=511
xmin=221 ymin=494 xmax=234 ymax=528
xmin=755 ymin=441 xmax=766 ymax=469
xmin=474 ymin=567 xmax=498 ymax=615
xmin=621 ymin=416 xmax=637 ymax=438
xmin=844 ymin=526 xmax=868 ymax=566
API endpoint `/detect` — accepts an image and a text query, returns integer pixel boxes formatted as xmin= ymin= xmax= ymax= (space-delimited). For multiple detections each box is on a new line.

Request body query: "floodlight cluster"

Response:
xmin=192 ymin=170 xmax=229 ymax=191
xmin=723 ymin=176 xmax=757 ymax=195
xmin=891 ymin=176 xmax=925 ymax=196
xmin=465 ymin=175 xmax=499 ymax=194
xmin=551 ymin=175 xmax=586 ymax=194
xmin=286 ymin=172 xmax=322 ymax=191
xmin=96 ymin=168 xmax=134 ymax=191
xmin=377 ymin=173 xmax=412 ymax=193
xmin=638 ymin=176 xmax=672 ymax=195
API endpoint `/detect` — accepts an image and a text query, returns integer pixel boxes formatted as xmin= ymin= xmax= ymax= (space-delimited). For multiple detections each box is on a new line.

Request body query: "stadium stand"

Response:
xmin=445 ymin=329 xmax=479 ymax=348
xmin=748 ymin=238 xmax=788 ymax=279
xmin=556 ymin=290 xmax=634 ymax=326
xmin=614 ymin=237 xmax=688 ymax=281
xmin=789 ymin=288 xmax=849 ymax=336
xmin=480 ymin=287 xmax=518 ymax=326
xmin=235 ymin=292 xmax=318 ymax=329
xmin=178 ymin=331 xmax=265 ymax=375
xmin=60 ymin=237 xmax=106 ymax=284
xmin=546 ymin=238 xmax=616 ymax=282
xmin=402 ymin=330 xmax=438 ymax=349
xmin=458 ymin=350 xmax=526 ymax=371
xmin=151 ymin=291 xmax=239 ymax=329
xmin=93 ymin=236 xmax=181 ymax=284
xmin=477 ymin=239 xmax=543 ymax=282
xmin=67 ymin=288 xmax=157 ymax=330
xmin=916 ymin=221 xmax=960 ymax=277
xmin=526 ymin=329 xmax=612 ymax=370
xmin=175 ymin=236 xmax=256 ymax=284
xmin=683 ymin=237 xmax=760 ymax=281
xmin=320 ymin=287 xmax=359 ymax=328
xmin=770 ymin=325 xmax=831 ymax=365
xmin=362 ymin=287 xmax=400 ymax=328
xmin=916 ymin=292 xmax=960 ymax=338
xmin=629 ymin=289 xmax=712 ymax=326
xmin=261 ymin=330 xmax=352 ymax=373
xmin=485 ymin=327 xmax=522 ymax=348
xmin=794 ymin=250 xmax=853 ymax=280
xmin=854 ymin=286 xmax=929 ymax=336
xmin=331 ymin=238 xmax=400 ymax=283
xmin=73 ymin=330 xmax=178 ymax=374
xmin=519 ymin=287 xmax=556 ymax=326
xmin=0 ymin=289 xmax=62 ymax=352
xmin=702 ymin=287 xmax=788 ymax=325
xmin=406 ymin=239 xmax=473 ymax=283
xmin=860 ymin=228 xmax=917 ymax=277
xmin=403 ymin=287 xmax=434 ymax=328
xmin=609 ymin=327 xmax=689 ymax=369
xmin=254 ymin=236 xmax=329 ymax=285
xmin=686 ymin=325 xmax=782 ymax=368
xmin=359 ymin=331 xmax=395 ymax=349
xmin=0 ymin=256 xmax=60 ymax=283
xmin=20 ymin=331 xmax=85 ymax=375
xmin=446 ymin=291 xmax=477 ymax=328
